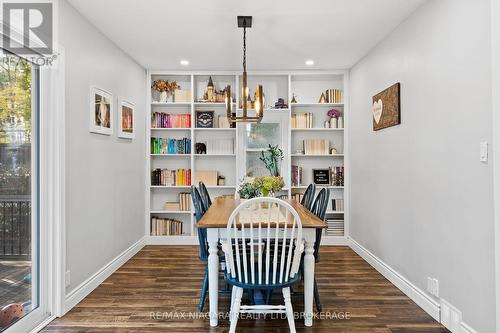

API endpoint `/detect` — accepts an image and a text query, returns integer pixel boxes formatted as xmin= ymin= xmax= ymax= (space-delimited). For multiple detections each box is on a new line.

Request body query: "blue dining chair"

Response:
xmin=300 ymin=183 xmax=316 ymax=211
xmin=191 ymin=185 xmax=209 ymax=311
xmin=309 ymin=188 xmax=330 ymax=312
xmin=199 ymin=181 xmax=212 ymax=209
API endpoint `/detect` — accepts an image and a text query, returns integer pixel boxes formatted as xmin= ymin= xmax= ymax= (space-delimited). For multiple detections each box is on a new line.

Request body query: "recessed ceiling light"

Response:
xmin=180 ymin=59 xmax=189 ymax=66
xmin=305 ymin=59 xmax=314 ymax=66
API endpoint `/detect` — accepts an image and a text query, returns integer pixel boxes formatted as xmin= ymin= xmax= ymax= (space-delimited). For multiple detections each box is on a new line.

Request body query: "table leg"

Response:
xmin=208 ymin=231 xmax=219 ymax=327
xmin=304 ymin=238 xmax=315 ymax=327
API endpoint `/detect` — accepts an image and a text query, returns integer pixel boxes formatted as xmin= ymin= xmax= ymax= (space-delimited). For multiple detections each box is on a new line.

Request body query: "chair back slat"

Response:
xmin=301 ymin=183 xmax=316 ymax=211
xmin=224 ymin=197 xmax=303 ymax=288
xmin=191 ymin=186 xmax=208 ymax=260
xmin=311 ymin=188 xmax=330 ymax=260
xmin=199 ymin=181 xmax=212 ymax=209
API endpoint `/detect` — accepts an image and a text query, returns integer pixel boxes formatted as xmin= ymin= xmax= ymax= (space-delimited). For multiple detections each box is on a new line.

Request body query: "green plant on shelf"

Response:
xmin=259 ymin=144 xmax=284 ymax=177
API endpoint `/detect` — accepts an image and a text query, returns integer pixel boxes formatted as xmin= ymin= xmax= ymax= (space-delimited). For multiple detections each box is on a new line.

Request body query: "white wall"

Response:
xmin=59 ymin=0 xmax=146 ymax=293
xmin=492 ymin=0 xmax=500 ymax=331
xmin=349 ymin=0 xmax=495 ymax=332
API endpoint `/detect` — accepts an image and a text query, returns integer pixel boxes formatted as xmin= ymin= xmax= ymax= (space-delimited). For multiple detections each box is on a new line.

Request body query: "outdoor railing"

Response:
xmin=0 ymin=196 xmax=31 ymax=258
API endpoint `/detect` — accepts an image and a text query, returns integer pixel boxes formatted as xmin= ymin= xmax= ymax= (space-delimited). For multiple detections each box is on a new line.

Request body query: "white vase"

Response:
xmin=159 ymin=91 xmax=167 ymax=103
xmin=330 ymin=117 xmax=338 ymax=128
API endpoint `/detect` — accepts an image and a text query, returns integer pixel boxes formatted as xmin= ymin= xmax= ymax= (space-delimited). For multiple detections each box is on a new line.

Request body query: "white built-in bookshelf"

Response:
xmin=146 ymin=71 xmax=349 ymax=245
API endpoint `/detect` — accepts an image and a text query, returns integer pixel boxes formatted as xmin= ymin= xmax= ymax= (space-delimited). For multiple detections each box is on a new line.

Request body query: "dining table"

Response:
xmin=197 ymin=197 xmax=327 ymax=327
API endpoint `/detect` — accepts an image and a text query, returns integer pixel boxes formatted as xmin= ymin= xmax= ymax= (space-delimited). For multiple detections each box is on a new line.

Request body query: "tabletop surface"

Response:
xmin=197 ymin=197 xmax=327 ymax=229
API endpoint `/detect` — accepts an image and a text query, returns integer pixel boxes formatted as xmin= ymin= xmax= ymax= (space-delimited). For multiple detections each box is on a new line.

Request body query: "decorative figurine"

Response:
xmin=274 ymin=98 xmax=288 ymax=109
xmin=291 ymin=94 xmax=297 ymax=103
xmin=318 ymin=92 xmax=327 ymax=103
xmin=195 ymin=142 xmax=207 ymax=154
xmin=207 ymin=76 xmax=214 ymax=102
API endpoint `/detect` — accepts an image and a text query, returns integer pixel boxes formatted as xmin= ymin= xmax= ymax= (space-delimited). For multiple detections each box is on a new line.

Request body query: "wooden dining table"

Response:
xmin=197 ymin=197 xmax=327 ymax=327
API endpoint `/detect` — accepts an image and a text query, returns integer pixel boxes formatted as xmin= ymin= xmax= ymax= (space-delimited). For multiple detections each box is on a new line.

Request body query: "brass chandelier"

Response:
xmin=226 ymin=16 xmax=264 ymax=123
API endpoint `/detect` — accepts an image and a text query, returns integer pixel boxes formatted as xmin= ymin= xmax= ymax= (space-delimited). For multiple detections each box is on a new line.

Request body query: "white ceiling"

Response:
xmin=67 ymin=0 xmax=427 ymax=70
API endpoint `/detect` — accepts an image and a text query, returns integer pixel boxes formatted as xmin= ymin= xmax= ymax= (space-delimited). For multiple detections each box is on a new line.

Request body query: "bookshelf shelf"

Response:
xmin=194 ymin=154 xmax=236 ymax=157
xmin=151 ymin=154 xmax=191 ymax=157
xmin=151 ymin=128 xmax=191 ymax=131
xmin=151 ymin=102 xmax=191 ymax=106
xmin=194 ymin=128 xmax=236 ymax=131
xmin=150 ymin=210 xmax=192 ymax=214
xmin=291 ymin=154 xmax=344 ymax=157
xmin=291 ymin=128 xmax=344 ymax=132
xmin=147 ymin=71 xmax=348 ymax=245
xmin=291 ymin=103 xmax=344 ymax=107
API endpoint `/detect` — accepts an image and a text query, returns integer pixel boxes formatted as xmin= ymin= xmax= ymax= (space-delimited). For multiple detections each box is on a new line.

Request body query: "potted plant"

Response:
xmin=152 ymin=79 xmax=179 ymax=103
xmin=259 ymin=144 xmax=284 ymax=177
xmin=254 ymin=176 xmax=285 ymax=197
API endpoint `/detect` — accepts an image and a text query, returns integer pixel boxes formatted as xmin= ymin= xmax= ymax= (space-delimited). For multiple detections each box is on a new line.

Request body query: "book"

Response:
xmin=151 ymin=137 xmax=191 ymax=154
xmin=291 ymin=165 xmax=303 ymax=186
xmin=331 ymin=199 xmax=344 ymax=212
xmin=179 ymin=192 xmax=192 ymax=211
xmin=291 ymin=112 xmax=313 ymax=128
xmin=303 ymin=139 xmax=330 ymax=155
xmin=164 ymin=202 xmax=180 ymax=211
xmin=151 ymin=217 xmax=183 ymax=236
xmin=151 ymin=168 xmax=191 ymax=186
xmin=151 ymin=112 xmax=191 ymax=128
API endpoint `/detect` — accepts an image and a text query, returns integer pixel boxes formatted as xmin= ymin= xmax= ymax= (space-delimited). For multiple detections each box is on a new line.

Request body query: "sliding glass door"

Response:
xmin=0 ymin=52 xmax=42 ymax=331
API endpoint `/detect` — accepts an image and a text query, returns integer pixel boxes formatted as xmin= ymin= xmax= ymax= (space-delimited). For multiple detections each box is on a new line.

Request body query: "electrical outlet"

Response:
xmin=65 ymin=270 xmax=71 ymax=287
xmin=427 ymin=277 xmax=439 ymax=297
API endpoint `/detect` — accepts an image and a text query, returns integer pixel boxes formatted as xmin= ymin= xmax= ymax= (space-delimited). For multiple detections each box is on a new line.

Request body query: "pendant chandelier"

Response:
xmin=226 ymin=16 xmax=264 ymax=123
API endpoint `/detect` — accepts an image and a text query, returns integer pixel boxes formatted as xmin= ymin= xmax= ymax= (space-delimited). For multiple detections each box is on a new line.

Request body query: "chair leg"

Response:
xmin=282 ymin=287 xmax=296 ymax=333
xmin=229 ymin=287 xmax=243 ymax=333
xmin=198 ymin=268 xmax=208 ymax=312
xmin=314 ymin=277 xmax=322 ymax=312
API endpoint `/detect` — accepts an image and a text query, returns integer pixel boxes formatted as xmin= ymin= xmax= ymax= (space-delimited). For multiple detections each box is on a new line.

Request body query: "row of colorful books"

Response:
xmin=291 ymin=112 xmax=314 ymax=129
xmin=151 ymin=217 xmax=183 ymax=236
xmin=330 ymin=166 xmax=345 ymax=186
xmin=151 ymin=137 xmax=191 ymax=154
xmin=151 ymin=112 xmax=191 ymax=128
xmin=291 ymin=165 xmax=303 ymax=187
xmin=151 ymin=168 xmax=191 ymax=186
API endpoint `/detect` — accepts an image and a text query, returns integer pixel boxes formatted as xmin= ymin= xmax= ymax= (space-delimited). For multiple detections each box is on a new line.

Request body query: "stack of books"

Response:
xmin=292 ymin=193 xmax=304 ymax=203
xmin=151 ymin=137 xmax=191 ymax=154
xmin=179 ymin=192 xmax=191 ymax=211
xmin=330 ymin=166 xmax=344 ymax=186
xmin=151 ymin=168 xmax=191 ymax=186
xmin=151 ymin=112 xmax=191 ymax=128
xmin=291 ymin=112 xmax=313 ymax=128
xmin=202 ymin=139 xmax=234 ymax=154
xmin=331 ymin=199 xmax=344 ymax=211
xmin=151 ymin=217 xmax=183 ymax=236
xmin=164 ymin=202 xmax=180 ymax=211
xmin=303 ymin=139 xmax=330 ymax=155
xmin=326 ymin=217 xmax=344 ymax=236
xmin=291 ymin=165 xmax=303 ymax=186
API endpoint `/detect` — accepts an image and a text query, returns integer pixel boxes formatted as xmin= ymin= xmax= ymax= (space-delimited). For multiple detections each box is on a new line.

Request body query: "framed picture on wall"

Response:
xmin=118 ymin=99 xmax=134 ymax=139
xmin=90 ymin=86 xmax=113 ymax=135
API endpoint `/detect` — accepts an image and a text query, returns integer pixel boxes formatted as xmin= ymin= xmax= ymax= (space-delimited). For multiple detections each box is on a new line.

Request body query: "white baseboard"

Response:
xmin=348 ymin=237 xmax=441 ymax=321
xmin=64 ymin=237 xmax=145 ymax=314
xmin=461 ymin=322 xmax=478 ymax=333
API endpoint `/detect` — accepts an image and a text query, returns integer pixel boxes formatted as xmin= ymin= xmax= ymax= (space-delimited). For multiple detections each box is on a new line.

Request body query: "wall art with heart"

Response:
xmin=372 ymin=82 xmax=401 ymax=131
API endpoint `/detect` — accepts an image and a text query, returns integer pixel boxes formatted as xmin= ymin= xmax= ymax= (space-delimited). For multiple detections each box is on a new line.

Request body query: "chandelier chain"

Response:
xmin=243 ymin=26 xmax=246 ymax=72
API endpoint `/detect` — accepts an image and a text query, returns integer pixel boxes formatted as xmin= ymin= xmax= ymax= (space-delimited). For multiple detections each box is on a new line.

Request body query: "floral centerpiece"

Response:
xmin=237 ymin=176 xmax=285 ymax=199
xmin=327 ymin=108 xmax=341 ymax=128
xmin=152 ymin=79 xmax=179 ymax=103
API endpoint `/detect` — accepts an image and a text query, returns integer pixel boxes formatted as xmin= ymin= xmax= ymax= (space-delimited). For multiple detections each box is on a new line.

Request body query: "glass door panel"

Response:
xmin=0 ymin=53 xmax=39 ymax=331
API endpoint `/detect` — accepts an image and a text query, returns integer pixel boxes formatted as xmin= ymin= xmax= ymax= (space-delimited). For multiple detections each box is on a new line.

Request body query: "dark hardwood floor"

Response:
xmin=44 ymin=246 xmax=449 ymax=332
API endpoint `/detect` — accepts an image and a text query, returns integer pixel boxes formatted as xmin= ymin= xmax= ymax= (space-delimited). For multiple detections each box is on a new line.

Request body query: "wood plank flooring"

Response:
xmin=44 ymin=246 xmax=449 ymax=332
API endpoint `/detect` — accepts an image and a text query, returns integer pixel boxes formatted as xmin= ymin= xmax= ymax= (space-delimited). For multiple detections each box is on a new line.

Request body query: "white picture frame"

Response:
xmin=90 ymin=86 xmax=113 ymax=135
xmin=118 ymin=99 xmax=135 ymax=139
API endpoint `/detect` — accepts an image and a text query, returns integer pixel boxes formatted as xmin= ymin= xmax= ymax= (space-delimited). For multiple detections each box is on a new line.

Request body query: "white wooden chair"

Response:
xmin=221 ymin=197 xmax=304 ymax=333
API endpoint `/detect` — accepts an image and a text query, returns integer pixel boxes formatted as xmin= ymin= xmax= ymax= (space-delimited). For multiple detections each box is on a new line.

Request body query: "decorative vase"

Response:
xmin=159 ymin=91 xmax=167 ymax=103
xmin=166 ymin=92 xmax=174 ymax=103
xmin=338 ymin=116 xmax=344 ymax=128
xmin=330 ymin=117 xmax=338 ymax=128
xmin=324 ymin=120 xmax=330 ymax=128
